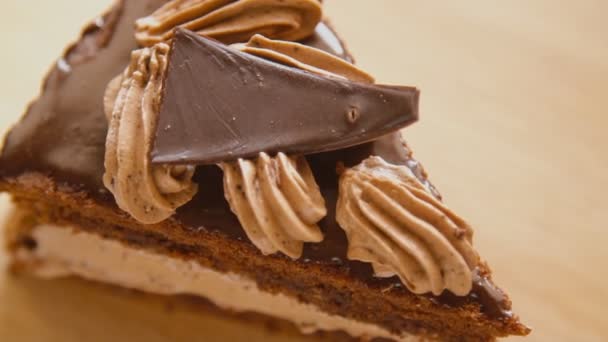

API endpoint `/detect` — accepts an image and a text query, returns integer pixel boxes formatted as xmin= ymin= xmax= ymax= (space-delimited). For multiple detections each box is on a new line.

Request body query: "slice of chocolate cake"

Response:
xmin=0 ymin=1 xmax=530 ymax=341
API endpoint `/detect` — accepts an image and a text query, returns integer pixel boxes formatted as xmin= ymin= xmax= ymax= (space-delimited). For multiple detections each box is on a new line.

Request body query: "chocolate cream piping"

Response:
xmin=222 ymin=153 xmax=326 ymax=259
xmin=103 ymin=44 xmax=198 ymax=224
xmin=234 ymin=34 xmax=374 ymax=83
xmin=135 ymin=0 xmax=322 ymax=46
xmin=337 ymin=157 xmax=480 ymax=296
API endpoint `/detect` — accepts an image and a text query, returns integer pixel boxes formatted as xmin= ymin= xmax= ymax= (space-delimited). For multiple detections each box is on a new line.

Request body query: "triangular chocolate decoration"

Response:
xmin=152 ymin=28 xmax=419 ymax=165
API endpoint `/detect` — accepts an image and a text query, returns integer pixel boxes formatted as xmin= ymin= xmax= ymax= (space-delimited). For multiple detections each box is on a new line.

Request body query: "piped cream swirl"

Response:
xmin=103 ymin=44 xmax=198 ymax=224
xmin=336 ymin=157 xmax=480 ymax=296
xmin=234 ymin=34 xmax=374 ymax=83
xmin=135 ymin=0 xmax=322 ymax=46
xmin=222 ymin=153 xmax=326 ymax=259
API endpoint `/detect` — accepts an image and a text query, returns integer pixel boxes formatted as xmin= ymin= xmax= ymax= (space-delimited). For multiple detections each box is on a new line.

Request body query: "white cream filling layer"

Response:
xmin=16 ymin=224 xmax=419 ymax=341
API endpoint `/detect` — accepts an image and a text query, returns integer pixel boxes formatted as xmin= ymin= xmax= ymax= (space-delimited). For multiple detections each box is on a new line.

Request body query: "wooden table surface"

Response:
xmin=1 ymin=1 xmax=607 ymax=341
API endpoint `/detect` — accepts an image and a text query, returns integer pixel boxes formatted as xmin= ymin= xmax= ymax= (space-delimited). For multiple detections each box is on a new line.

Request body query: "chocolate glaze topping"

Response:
xmin=0 ymin=0 xmax=511 ymax=320
xmin=153 ymin=29 xmax=419 ymax=165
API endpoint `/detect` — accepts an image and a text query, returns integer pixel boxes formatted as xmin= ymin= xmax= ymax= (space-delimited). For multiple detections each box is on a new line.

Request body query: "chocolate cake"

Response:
xmin=1 ymin=0 xmax=530 ymax=341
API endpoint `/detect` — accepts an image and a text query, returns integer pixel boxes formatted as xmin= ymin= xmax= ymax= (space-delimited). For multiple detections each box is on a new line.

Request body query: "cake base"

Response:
xmin=10 ymin=220 xmax=413 ymax=341
xmin=4 ymin=272 xmax=347 ymax=342
xmin=1 ymin=173 xmax=529 ymax=341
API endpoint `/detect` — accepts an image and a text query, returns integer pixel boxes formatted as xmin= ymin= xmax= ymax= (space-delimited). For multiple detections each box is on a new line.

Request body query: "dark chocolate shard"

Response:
xmin=151 ymin=28 xmax=419 ymax=165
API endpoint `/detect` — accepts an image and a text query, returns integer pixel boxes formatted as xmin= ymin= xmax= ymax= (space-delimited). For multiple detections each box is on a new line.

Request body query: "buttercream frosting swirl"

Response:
xmin=336 ymin=156 xmax=480 ymax=296
xmin=222 ymin=153 xmax=326 ymax=259
xmin=234 ymin=34 xmax=374 ymax=83
xmin=103 ymin=44 xmax=198 ymax=224
xmin=135 ymin=0 xmax=322 ymax=46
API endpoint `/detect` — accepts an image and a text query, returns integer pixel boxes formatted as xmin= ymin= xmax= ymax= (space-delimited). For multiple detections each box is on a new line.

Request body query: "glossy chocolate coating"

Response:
xmin=0 ymin=0 xmax=165 ymax=193
xmin=153 ymin=29 xmax=419 ymax=165
xmin=0 ymin=0 xmax=510 ymax=319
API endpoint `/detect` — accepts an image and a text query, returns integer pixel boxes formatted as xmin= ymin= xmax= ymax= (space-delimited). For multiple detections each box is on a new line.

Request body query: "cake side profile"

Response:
xmin=0 ymin=0 xmax=529 ymax=341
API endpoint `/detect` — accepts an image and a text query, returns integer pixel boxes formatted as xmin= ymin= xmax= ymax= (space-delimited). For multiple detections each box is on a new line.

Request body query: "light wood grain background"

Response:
xmin=1 ymin=1 xmax=607 ymax=341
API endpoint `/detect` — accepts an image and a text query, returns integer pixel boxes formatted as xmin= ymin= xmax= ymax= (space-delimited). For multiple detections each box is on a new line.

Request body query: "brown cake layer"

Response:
xmin=5 ymin=210 xmax=357 ymax=342
xmin=2 ymin=174 xmax=528 ymax=341
xmin=0 ymin=0 xmax=529 ymax=340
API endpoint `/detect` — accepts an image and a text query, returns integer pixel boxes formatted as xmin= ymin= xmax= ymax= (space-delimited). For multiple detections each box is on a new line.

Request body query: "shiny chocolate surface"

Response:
xmin=153 ymin=29 xmax=419 ymax=165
